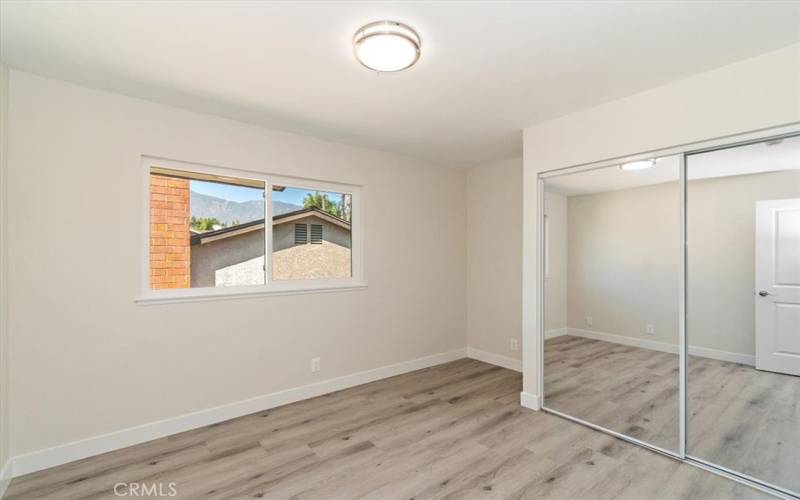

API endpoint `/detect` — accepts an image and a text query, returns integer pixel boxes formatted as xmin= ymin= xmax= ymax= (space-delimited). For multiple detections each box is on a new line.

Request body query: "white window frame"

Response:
xmin=136 ymin=156 xmax=365 ymax=304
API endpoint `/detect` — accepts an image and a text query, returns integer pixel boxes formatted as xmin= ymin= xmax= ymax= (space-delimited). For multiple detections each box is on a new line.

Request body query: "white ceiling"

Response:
xmin=545 ymin=134 xmax=800 ymax=196
xmin=2 ymin=1 xmax=799 ymax=168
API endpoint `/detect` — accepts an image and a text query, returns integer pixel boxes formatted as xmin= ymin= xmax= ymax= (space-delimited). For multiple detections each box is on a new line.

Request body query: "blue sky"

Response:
xmin=190 ymin=180 xmax=345 ymax=207
xmin=273 ymin=187 xmax=346 ymax=206
xmin=190 ymin=180 xmax=263 ymax=203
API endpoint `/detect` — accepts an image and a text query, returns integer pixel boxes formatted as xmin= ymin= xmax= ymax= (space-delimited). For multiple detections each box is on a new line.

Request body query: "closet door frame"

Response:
xmin=536 ymin=122 xmax=800 ymax=499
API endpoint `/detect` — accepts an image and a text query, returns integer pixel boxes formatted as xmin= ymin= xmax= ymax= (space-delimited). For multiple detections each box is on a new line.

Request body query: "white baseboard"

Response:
xmin=466 ymin=347 xmax=522 ymax=372
xmin=567 ymin=327 xmax=677 ymax=354
xmin=9 ymin=348 xmax=467 ymax=478
xmin=544 ymin=328 xmax=567 ymax=339
xmin=565 ymin=328 xmax=755 ymax=366
xmin=0 ymin=459 xmax=12 ymax=499
xmin=520 ymin=391 xmax=540 ymax=411
xmin=688 ymin=345 xmax=754 ymax=366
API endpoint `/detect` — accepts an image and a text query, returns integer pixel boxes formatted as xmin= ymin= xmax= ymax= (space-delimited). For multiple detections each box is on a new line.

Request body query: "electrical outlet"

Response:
xmin=586 ymin=316 xmax=593 ymax=327
xmin=646 ymin=324 xmax=655 ymax=335
xmin=311 ymin=357 xmax=321 ymax=373
xmin=510 ymin=338 xmax=518 ymax=352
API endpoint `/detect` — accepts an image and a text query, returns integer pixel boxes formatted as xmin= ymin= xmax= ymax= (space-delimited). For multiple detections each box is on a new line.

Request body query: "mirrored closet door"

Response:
xmin=542 ymin=155 xmax=682 ymax=454
xmin=540 ymin=128 xmax=800 ymax=498
xmin=686 ymin=134 xmax=800 ymax=496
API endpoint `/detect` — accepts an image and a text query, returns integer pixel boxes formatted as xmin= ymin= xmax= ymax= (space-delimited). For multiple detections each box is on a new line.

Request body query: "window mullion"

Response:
xmin=265 ymin=179 xmax=273 ymax=287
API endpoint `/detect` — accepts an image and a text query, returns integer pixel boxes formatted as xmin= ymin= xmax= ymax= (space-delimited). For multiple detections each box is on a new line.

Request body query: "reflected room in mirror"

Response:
xmin=542 ymin=155 xmax=681 ymax=453
xmin=686 ymin=135 xmax=800 ymax=495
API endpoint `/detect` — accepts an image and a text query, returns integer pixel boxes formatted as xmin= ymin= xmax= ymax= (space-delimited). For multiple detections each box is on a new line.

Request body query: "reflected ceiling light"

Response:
xmin=620 ymin=159 xmax=656 ymax=171
xmin=353 ymin=21 xmax=421 ymax=72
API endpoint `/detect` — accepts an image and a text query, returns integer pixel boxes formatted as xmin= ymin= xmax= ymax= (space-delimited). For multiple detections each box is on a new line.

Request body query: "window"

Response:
xmin=149 ymin=167 xmax=265 ymax=290
xmin=141 ymin=158 xmax=363 ymax=302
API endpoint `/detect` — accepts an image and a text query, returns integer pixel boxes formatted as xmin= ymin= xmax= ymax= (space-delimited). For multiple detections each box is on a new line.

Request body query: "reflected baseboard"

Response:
xmin=563 ymin=328 xmax=755 ymax=366
xmin=544 ymin=328 xmax=568 ymax=339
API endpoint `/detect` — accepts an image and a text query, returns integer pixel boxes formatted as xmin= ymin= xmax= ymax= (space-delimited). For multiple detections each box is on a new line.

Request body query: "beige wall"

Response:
xmin=687 ymin=170 xmax=800 ymax=355
xmin=463 ymin=160 xmax=567 ymax=360
xmin=466 ymin=157 xmax=522 ymax=359
xmin=560 ymin=169 xmax=799 ymax=356
xmin=544 ymin=192 xmax=567 ymax=333
xmin=565 ymin=181 xmax=682 ymax=345
xmin=0 ymin=62 xmax=10 ymax=486
xmin=7 ymin=71 xmax=467 ymax=457
xmin=523 ymin=43 xmax=800 ymax=400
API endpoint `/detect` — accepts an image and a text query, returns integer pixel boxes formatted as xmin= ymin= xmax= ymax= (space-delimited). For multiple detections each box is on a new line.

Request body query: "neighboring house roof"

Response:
xmin=190 ymin=218 xmax=265 ymax=246
xmin=272 ymin=207 xmax=351 ymax=230
xmin=191 ymin=207 xmax=350 ymax=246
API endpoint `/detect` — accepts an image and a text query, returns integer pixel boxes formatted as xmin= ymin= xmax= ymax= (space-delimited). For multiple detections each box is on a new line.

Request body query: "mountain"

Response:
xmin=272 ymin=200 xmax=303 ymax=216
xmin=190 ymin=191 xmax=300 ymax=225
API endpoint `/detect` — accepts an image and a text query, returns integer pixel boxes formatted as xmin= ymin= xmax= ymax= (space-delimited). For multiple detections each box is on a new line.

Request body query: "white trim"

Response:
xmin=679 ymin=152 xmax=687 ymax=458
xmin=0 ymin=65 xmax=8 ymax=500
xmin=564 ymin=328 xmax=755 ymax=366
xmin=9 ymin=348 xmax=466 ymax=477
xmin=544 ymin=327 xmax=567 ymax=339
xmin=537 ymin=123 xmax=800 ymax=179
xmin=535 ymin=176 xmax=546 ymax=404
xmin=520 ymin=391 xmax=540 ymax=411
xmin=135 ymin=283 xmax=367 ymax=305
xmin=466 ymin=347 xmax=522 ymax=372
xmin=0 ymin=459 xmax=11 ymax=499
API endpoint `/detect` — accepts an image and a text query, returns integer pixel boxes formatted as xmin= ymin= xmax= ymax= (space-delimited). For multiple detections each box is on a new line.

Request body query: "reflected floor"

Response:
xmin=544 ymin=335 xmax=680 ymax=452
xmin=688 ymin=355 xmax=800 ymax=493
xmin=544 ymin=335 xmax=800 ymax=494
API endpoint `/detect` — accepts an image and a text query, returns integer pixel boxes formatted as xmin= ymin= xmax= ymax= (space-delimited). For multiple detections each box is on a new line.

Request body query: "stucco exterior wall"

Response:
xmin=273 ymin=215 xmax=351 ymax=251
xmin=191 ymin=216 xmax=352 ymax=286
xmin=273 ymin=241 xmax=351 ymax=280
xmin=190 ymin=229 xmax=265 ymax=288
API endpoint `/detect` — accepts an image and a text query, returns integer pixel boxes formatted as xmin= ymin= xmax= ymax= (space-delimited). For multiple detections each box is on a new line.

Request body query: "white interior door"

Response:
xmin=756 ymin=198 xmax=800 ymax=376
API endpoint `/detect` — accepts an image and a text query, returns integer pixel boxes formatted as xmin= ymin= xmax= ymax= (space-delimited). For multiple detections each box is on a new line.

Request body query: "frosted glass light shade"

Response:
xmin=353 ymin=21 xmax=421 ymax=72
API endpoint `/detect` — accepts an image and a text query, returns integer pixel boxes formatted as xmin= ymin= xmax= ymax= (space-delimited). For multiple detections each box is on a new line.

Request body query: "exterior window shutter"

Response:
xmin=295 ymin=224 xmax=308 ymax=244
xmin=310 ymin=224 xmax=323 ymax=244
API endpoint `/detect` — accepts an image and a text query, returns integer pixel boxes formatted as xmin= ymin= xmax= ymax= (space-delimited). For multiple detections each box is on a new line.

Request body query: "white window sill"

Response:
xmin=135 ymin=282 xmax=367 ymax=305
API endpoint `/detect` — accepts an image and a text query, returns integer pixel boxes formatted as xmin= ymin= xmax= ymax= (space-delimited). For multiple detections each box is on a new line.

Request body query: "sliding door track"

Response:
xmin=541 ymin=406 xmax=799 ymax=500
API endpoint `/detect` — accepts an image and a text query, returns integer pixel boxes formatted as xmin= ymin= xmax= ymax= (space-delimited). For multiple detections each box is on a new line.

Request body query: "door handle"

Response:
xmin=758 ymin=290 xmax=770 ymax=297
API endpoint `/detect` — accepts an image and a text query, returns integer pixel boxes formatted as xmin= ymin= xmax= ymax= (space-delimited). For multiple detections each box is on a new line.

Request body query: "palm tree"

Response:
xmin=303 ymin=191 xmax=347 ymax=220
xmin=190 ymin=217 xmax=224 ymax=231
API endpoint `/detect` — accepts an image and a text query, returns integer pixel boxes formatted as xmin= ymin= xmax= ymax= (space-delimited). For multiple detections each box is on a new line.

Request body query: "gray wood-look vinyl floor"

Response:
xmin=7 ymin=358 xmax=772 ymax=499
xmin=545 ymin=335 xmax=800 ymax=496
xmin=544 ymin=335 xmax=681 ymax=452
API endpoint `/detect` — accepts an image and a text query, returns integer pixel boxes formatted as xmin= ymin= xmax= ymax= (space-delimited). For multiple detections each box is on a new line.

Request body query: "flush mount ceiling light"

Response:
xmin=353 ymin=21 xmax=421 ymax=72
xmin=620 ymin=159 xmax=656 ymax=171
